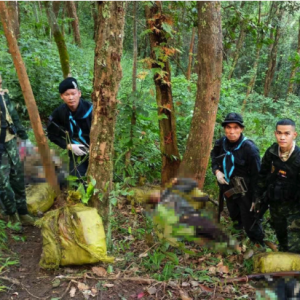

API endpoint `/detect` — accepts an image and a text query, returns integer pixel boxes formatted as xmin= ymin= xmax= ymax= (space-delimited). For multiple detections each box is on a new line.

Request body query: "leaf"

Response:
xmin=181 ymin=282 xmax=190 ymax=287
xmin=179 ymin=290 xmax=192 ymax=300
xmin=107 ymin=265 xmax=113 ymax=274
xmin=157 ymin=114 xmax=169 ymax=120
xmin=162 ymin=22 xmax=174 ymax=37
xmin=52 ymin=278 xmax=61 ymax=288
xmin=66 ymin=175 xmax=79 ymax=182
xmin=217 ymin=261 xmax=229 ymax=274
xmin=69 ymin=286 xmax=76 ymax=298
xmin=139 ymin=252 xmax=148 ymax=258
xmin=147 ymin=286 xmax=157 ymax=295
xmin=103 ymin=283 xmax=114 ymax=288
xmin=199 ymin=284 xmax=213 ymax=293
xmin=92 ymin=266 xmax=107 ymax=277
xmin=77 ymin=282 xmax=90 ymax=291
xmin=137 ymin=292 xmax=145 ymax=299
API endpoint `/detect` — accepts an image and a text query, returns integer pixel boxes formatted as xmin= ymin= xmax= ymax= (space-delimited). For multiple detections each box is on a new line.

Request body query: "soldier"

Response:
xmin=0 ymin=77 xmax=35 ymax=229
xmin=47 ymin=77 xmax=92 ymax=178
xmin=210 ymin=113 xmax=265 ymax=246
xmin=254 ymin=118 xmax=300 ymax=253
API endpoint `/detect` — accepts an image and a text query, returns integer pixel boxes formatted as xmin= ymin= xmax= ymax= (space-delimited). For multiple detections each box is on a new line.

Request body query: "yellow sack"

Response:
xmin=254 ymin=252 xmax=300 ymax=273
xmin=36 ymin=204 xmax=114 ymax=269
xmin=26 ymin=183 xmax=56 ymax=215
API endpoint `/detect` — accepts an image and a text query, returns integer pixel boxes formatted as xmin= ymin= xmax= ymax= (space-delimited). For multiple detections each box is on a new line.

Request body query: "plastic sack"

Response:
xmin=36 ymin=204 xmax=114 ymax=269
xmin=254 ymin=252 xmax=300 ymax=273
xmin=26 ymin=183 xmax=56 ymax=215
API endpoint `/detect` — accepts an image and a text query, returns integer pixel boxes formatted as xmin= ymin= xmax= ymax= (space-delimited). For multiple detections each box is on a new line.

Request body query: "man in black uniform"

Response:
xmin=254 ymin=119 xmax=300 ymax=253
xmin=210 ymin=113 xmax=264 ymax=246
xmin=47 ymin=77 xmax=92 ymax=178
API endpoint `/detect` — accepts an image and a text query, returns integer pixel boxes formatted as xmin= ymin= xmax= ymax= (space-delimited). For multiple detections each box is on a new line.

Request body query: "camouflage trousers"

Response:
xmin=0 ymin=138 xmax=28 ymax=216
xmin=269 ymin=202 xmax=300 ymax=253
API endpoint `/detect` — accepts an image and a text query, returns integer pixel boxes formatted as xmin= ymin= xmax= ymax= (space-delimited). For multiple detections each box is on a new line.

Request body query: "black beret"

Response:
xmin=59 ymin=77 xmax=79 ymax=94
xmin=222 ymin=112 xmax=245 ymax=128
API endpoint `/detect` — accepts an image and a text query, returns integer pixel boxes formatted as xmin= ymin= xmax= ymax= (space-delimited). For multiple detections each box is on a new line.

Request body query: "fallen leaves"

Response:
xmin=77 ymin=282 xmax=90 ymax=291
xmin=92 ymin=266 xmax=107 ymax=277
xmin=179 ymin=290 xmax=193 ymax=300
xmin=69 ymin=286 xmax=76 ymax=297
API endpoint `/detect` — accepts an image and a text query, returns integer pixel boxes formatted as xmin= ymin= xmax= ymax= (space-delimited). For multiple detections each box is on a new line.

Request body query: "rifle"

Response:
xmin=220 ymin=271 xmax=300 ymax=283
xmin=223 ymin=176 xmax=248 ymax=198
xmin=250 ymin=195 xmax=269 ymax=231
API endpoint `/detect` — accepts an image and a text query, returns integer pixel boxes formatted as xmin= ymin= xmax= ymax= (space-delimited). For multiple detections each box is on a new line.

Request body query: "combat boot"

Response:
xmin=19 ymin=214 xmax=36 ymax=226
xmin=8 ymin=213 xmax=23 ymax=232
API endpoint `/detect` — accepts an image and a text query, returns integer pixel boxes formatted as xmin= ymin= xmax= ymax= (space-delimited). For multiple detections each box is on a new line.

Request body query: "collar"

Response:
xmin=278 ymin=141 xmax=296 ymax=162
xmin=224 ymin=134 xmax=244 ymax=150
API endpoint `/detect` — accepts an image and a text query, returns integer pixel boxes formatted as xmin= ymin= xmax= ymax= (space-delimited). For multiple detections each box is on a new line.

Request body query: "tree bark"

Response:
xmin=186 ymin=26 xmax=196 ymax=81
xmin=0 ymin=2 xmax=60 ymax=195
xmin=179 ymin=2 xmax=222 ymax=189
xmin=263 ymin=13 xmax=283 ymax=97
xmin=145 ymin=1 xmax=181 ymax=185
xmin=287 ymin=17 xmax=300 ymax=96
xmin=66 ymin=1 xmax=81 ymax=47
xmin=52 ymin=1 xmax=61 ymax=17
xmin=7 ymin=1 xmax=20 ymax=40
xmin=44 ymin=1 xmax=70 ymax=78
xmin=87 ymin=2 xmax=126 ymax=224
xmin=125 ymin=1 xmax=138 ymax=168
xmin=227 ymin=2 xmax=246 ymax=80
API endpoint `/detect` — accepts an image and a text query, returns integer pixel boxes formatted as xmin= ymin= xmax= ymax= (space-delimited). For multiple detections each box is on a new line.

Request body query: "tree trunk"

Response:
xmin=87 ymin=2 xmax=126 ymax=224
xmin=263 ymin=14 xmax=283 ymax=97
xmin=186 ymin=27 xmax=196 ymax=81
xmin=125 ymin=1 xmax=138 ymax=168
xmin=227 ymin=2 xmax=246 ymax=80
xmin=145 ymin=1 xmax=181 ymax=185
xmin=287 ymin=18 xmax=300 ymax=96
xmin=52 ymin=1 xmax=60 ymax=17
xmin=92 ymin=2 xmax=98 ymax=40
xmin=179 ymin=2 xmax=222 ymax=189
xmin=7 ymin=1 xmax=20 ymax=40
xmin=0 ymin=2 xmax=60 ymax=195
xmin=44 ymin=1 xmax=70 ymax=78
xmin=66 ymin=1 xmax=81 ymax=47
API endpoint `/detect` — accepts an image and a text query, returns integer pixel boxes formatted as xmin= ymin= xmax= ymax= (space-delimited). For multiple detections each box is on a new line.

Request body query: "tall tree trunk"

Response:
xmin=179 ymin=2 xmax=222 ymax=189
xmin=227 ymin=2 xmax=246 ymax=80
xmin=186 ymin=26 xmax=196 ymax=81
xmin=44 ymin=1 xmax=70 ymax=78
xmin=66 ymin=1 xmax=81 ymax=47
xmin=287 ymin=18 xmax=300 ymax=96
xmin=263 ymin=13 xmax=283 ymax=97
xmin=87 ymin=2 xmax=126 ymax=224
xmin=92 ymin=1 xmax=98 ymax=40
xmin=7 ymin=1 xmax=20 ymax=40
xmin=145 ymin=1 xmax=181 ymax=185
xmin=125 ymin=1 xmax=137 ymax=168
xmin=0 ymin=2 xmax=60 ymax=195
xmin=52 ymin=1 xmax=60 ymax=17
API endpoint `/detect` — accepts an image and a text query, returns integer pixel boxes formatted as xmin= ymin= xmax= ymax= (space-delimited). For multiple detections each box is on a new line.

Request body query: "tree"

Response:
xmin=0 ymin=1 xmax=60 ymax=195
xmin=87 ymin=2 xmax=126 ymax=224
xmin=125 ymin=2 xmax=138 ymax=168
xmin=179 ymin=1 xmax=222 ymax=189
xmin=264 ymin=7 xmax=284 ymax=97
xmin=7 ymin=1 xmax=20 ymax=40
xmin=145 ymin=1 xmax=181 ymax=185
xmin=44 ymin=1 xmax=70 ymax=78
xmin=287 ymin=17 xmax=300 ymax=96
xmin=66 ymin=1 xmax=81 ymax=47
xmin=186 ymin=26 xmax=196 ymax=81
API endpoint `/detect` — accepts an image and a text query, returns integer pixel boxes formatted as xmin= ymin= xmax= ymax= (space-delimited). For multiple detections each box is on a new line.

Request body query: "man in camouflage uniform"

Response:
xmin=254 ymin=119 xmax=300 ymax=253
xmin=0 ymin=77 xmax=34 ymax=229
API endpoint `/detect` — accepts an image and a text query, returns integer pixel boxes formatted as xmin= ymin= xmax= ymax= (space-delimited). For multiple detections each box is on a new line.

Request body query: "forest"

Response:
xmin=0 ymin=1 xmax=300 ymax=300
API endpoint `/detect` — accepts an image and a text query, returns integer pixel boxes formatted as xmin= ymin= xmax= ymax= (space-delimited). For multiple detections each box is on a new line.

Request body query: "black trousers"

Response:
xmin=224 ymin=190 xmax=265 ymax=244
xmin=69 ymin=155 xmax=89 ymax=178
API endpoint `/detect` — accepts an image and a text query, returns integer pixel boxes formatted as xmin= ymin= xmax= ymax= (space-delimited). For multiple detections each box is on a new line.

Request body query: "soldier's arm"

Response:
xmin=47 ymin=108 xmax=68 ymax=149
xmin=210 ymin=138 xmax=222 ymax=175
xmin=5 ymin=93 xmax=28 ymax=140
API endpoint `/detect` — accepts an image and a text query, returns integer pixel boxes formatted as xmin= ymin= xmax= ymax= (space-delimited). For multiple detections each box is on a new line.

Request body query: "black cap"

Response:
xmin=59 ymin=77 xmax=79 ymax=94
xmin=221 ymin=113 xmax=244 ymax=128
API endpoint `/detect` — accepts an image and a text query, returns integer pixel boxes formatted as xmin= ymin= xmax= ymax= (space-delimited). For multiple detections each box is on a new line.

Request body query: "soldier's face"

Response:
xmin=224 ymin=123 xmax=244 ymax=143
xmin=60 ymin=89 xmax=81 ymax=112
xmin=275 ymin=125 xmax=297 ymax=152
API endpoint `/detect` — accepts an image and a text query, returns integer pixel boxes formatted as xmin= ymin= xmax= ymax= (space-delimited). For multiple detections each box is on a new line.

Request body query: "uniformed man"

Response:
xmin=47 ymin=77 xmax=92 ymax=178
xmin=0 ymin=77 xmax=35 ymax=228
xmin=254 ymin=118 xmax=300 ymax=253
xmin=210 ymin=113 xmax=264 ymax=246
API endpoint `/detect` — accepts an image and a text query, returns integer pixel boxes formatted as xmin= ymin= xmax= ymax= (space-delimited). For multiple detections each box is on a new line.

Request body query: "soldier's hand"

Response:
xmin=68 ymin=144 xmax=88 ymax=156
xmin=250 ymin=202 xmax=255 ymax=212
xmin=216 ymin=171 xmax=229 ymax=185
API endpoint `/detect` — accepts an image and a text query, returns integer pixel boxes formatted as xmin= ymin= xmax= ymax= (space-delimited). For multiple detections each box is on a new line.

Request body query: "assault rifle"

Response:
xmin=224 ymin=176 xmax=248 ymax=198
xmin=221 ymin=271 xmax=300 ymax=283
xmin=250 ymin=194 xmax=269 ymax=231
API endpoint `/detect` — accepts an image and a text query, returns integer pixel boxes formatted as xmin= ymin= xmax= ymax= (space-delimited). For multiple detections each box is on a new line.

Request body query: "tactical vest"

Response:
xmin=266 ymin=146 xmax=300 ymax=202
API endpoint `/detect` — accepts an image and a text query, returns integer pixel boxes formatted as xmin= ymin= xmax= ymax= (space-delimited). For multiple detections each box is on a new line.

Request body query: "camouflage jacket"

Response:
xmin=0 ymin=91 xmax=28 ymax=141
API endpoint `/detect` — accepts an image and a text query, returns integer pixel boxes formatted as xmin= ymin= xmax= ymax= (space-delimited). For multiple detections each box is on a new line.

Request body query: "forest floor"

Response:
xmin=0 ymin=191 xmax=274 ymax=300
